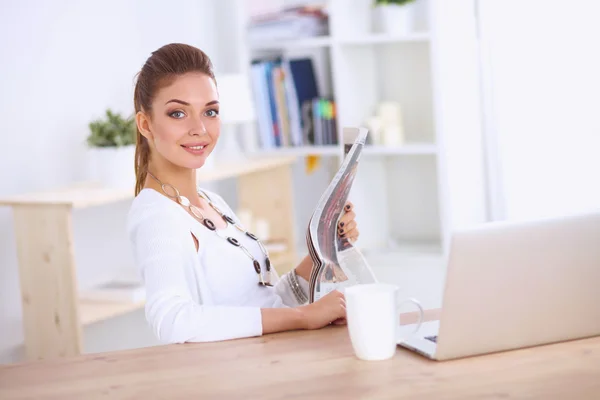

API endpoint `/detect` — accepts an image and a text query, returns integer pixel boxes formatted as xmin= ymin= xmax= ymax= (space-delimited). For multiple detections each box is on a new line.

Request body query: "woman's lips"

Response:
xmin=181 ymin=144 xmax=207 ymax=155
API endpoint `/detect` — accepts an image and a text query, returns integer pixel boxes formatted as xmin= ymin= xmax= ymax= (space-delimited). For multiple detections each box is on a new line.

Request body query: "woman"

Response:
xmin=127 ymin=43 xmax=360 ymax=344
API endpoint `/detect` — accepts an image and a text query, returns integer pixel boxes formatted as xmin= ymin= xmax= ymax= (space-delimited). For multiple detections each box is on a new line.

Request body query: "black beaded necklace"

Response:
xmin=147 ymin=171 xmax=272 ymax=286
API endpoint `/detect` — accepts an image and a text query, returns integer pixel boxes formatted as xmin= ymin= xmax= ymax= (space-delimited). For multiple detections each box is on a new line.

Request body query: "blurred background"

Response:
xmin=1 ymin=0 xmax=599 ymax=363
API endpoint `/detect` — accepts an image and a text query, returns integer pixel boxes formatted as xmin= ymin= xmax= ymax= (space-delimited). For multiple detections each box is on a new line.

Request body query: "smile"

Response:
xmin=181 ymin=143 xmax=208 ymax=155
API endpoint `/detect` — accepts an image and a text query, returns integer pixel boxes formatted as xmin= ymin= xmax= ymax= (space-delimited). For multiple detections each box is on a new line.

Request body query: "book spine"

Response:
xmin=249 ymin=57 xmax=337 ymax=149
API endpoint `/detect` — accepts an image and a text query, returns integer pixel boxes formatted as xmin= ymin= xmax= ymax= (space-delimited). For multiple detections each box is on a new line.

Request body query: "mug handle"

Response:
xmin=396 ymin=297 xmax=424 ymax=343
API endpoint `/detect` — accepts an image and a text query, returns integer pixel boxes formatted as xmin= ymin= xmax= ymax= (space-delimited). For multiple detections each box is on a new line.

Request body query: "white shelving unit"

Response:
xmin=230 ymin=0 xmax=449 ymax=264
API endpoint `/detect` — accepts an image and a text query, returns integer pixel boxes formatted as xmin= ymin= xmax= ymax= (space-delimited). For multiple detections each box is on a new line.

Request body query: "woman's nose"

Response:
xmin=188 ymin=119 xmax=208 ymax=136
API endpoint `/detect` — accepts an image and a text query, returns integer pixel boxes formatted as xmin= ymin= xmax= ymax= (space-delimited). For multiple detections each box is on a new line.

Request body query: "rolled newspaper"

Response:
xmin=307 ymin=127 xmax=378 ymax=303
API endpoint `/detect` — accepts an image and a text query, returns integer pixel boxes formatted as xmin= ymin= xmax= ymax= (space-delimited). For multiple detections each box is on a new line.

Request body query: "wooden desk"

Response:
xmin=1 ymin=310 xmax=599 ymax=399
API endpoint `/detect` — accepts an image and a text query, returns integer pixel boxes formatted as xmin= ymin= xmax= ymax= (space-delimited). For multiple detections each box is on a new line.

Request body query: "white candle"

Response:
xmin=383 ymin=125 xmax=405 ymax=147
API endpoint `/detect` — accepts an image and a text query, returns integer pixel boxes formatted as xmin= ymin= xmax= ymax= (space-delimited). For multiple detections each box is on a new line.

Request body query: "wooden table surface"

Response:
xmin=1 ymin=309 xmax=599 ymax=400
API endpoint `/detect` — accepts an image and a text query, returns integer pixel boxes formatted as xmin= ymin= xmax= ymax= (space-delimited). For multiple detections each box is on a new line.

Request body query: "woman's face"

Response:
xmin=138 ymin=72 xmax=220 ymax=170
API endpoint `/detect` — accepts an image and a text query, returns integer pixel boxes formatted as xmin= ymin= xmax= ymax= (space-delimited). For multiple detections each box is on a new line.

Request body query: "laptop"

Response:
xmin=398 ymin=210 xmax=600 ymax=361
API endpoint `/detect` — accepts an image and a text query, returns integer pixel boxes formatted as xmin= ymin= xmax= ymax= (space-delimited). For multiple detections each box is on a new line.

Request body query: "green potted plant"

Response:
xmin=373 ymin=0 xmax=417 ymax=35
xmin=86 ymin=109 xmax=137 ymax=189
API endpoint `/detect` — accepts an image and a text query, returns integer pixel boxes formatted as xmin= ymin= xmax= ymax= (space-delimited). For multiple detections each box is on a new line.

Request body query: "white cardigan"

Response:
xmin=127 ymin=188 xmax=309 ymax=344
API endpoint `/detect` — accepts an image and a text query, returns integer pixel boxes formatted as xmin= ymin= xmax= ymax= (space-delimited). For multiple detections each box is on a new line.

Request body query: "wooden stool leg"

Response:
xmin=13 ymin=204 xmax=82 ymax=360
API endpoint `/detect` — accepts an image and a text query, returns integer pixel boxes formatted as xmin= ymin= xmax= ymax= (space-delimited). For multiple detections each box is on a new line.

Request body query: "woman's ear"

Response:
xmin=136 ymin=111 xmax=153 ymax=140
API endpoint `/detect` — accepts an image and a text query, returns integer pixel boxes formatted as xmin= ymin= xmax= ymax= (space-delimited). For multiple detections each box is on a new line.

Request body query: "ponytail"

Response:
xmin=134 ymin=130 xmax=150 ymax=196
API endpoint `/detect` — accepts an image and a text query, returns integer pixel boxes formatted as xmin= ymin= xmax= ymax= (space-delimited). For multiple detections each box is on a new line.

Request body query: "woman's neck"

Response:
xmin=145 ymin=160 xmax=200 ymax=207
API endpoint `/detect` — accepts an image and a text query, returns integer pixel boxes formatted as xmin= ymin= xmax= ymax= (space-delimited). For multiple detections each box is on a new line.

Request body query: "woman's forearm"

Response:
xmin=261 ymin=307 xmax=306 ymax=334
xmin=294 ymin=255 xmax=313 ymax=281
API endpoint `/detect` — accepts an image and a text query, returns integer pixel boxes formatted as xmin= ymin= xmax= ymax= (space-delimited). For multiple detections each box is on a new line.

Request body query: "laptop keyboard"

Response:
xmin=425 ymin=335 xmax=438 ymax=343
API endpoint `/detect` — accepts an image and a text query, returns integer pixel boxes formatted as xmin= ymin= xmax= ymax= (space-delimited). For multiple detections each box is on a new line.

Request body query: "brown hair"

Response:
xmin=133 ymin=43 xmax=216 ymax=195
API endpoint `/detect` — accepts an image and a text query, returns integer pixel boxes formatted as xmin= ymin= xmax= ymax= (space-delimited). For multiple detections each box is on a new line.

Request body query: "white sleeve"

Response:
xmin=129 ymin=204 xmax=263 ymax=344
xmin=273 ymin=271 xmax=310 ymax=307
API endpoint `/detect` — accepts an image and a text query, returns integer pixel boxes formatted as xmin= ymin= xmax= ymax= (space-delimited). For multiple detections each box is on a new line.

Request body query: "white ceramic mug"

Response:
xmin=345 ymin=283 xmax=424 ymax=361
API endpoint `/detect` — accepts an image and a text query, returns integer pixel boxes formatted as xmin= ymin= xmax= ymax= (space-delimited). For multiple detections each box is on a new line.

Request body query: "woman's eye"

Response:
xmin=205 ymin=109 xmax=219 ymax=118
xmin=169 ymin=111 xmax=185 ymax=119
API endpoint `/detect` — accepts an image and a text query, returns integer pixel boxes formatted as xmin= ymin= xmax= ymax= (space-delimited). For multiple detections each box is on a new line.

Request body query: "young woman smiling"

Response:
xmin=127 ymin=43 xmax=361 ymax=343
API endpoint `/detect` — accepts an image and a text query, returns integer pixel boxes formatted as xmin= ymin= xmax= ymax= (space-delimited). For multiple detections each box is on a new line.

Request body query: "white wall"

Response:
xmin=0 ymin=0 xmax=220 ymax=364
xmin=477 ymin=0 xmax=600 ymax=221
xmin=429 ymin=0 xmax=488 ymax=248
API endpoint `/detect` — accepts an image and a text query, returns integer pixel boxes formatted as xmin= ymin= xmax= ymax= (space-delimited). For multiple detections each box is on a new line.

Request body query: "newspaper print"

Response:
xmin=307 ymin=127 xmax=378 ymax=303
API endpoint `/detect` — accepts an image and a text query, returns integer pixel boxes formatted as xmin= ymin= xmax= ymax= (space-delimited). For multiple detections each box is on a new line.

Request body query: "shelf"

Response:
xmin=336 ymin=32 xmax=430 ymax=46
xmin=248 ymin=33 xmax=428 ymax=50
xmin=249 ymin=36 xmax=332 ymax=51
xmin=250 ymin=145 xmax=341 ymax=157
xmin=363 ymin=144 xmax=438 ymax=155
xmin=0 ymin=183 xmax=133 ymax=209
xmin=250 ymin=144 xmax=437 ymax=158
xmin=79 ymin=299 xmax=145 ymax=326
xmin=197 ymin=155 xmax=296 ymax=181
xmin=0 ymin=156 xmax=297 ymax=209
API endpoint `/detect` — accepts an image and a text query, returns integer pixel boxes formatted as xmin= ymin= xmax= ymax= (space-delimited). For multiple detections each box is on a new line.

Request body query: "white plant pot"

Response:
xmin=87 ymin=145 xmax=136 ymax=190
xmin=374 ymin=3 xmax=416 ymax=36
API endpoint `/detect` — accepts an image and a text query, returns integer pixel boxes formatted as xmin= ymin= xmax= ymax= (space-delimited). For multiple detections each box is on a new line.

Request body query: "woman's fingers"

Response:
xmin=338 ymin=210 xmax=356 ymax=228
xmin=338 ymin=202 xmax=359 ymax=243
xmin=344 ymin=201 xmax=353 ymax=212
xmin=341 ymin=227 xmax=359 ymax=242
xmin=338 ymin=222 xmax=358 ymax=239
xmin=338 ymin=220 xmax=356 ymax=237
xmin=338 ymin=202 xmax=355 ymax=234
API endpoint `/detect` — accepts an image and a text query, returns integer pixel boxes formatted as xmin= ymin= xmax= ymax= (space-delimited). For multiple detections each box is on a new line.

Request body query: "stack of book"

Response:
xmin=250 ymin=57 xmax=338 ymax=150
xmin=247 ymin=5 xmax=329 ymax=42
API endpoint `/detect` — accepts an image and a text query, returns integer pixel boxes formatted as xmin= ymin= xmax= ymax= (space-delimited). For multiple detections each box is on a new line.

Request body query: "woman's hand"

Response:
xmin=298 ymin=290 xmax=346 ymax=330
xmin=294 ymin=201 xmax=361 ymax=282
xmin=337 ymin=201 xmax=359 ymax=243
